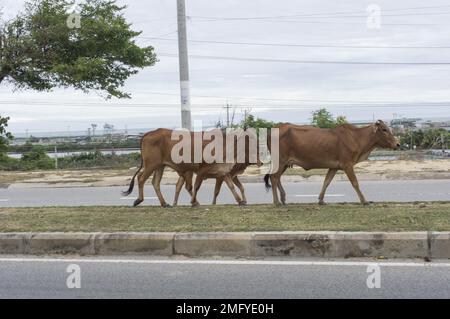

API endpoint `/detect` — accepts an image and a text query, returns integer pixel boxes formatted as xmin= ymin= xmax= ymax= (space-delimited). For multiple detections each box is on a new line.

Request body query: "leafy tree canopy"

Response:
xmin=0 ymin=115 xmax=13 ymax=155
xmin=400 ymin=128 xmax=449 ymax=149
xmin=311 ymin=108 xmax=348 ymax=128
xmin=240 ymin=114 xmax=275 ymax=130
xmin=0 ymin=0 xmax=157 ymax=98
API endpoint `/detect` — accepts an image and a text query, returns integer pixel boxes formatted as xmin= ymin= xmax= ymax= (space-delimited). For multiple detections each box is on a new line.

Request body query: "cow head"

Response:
xmin=373 ymin=120 xmax=400 ymax=150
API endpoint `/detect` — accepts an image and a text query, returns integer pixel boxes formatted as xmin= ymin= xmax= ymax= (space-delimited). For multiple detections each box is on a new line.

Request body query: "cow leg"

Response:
xmin=278 ymin=166 xmax=289 ymax=205
xmin=212 ymin=178 xmax=223 ymax=205
xmin=184 ymin=171 xmax=194 ymax=196
xmin=270 ymin=170 xmax=284 ymax=206
xmin=318 ymin=169 xmax=338 ymax=205
xmin=278 ymin=182 xmax=286 ymax=205
xmin=173 ymin=175 xmax=185 ymax=206
xmin=134 ymin=167 xmax=154 ymax=207
xmin=344 ymin=166 xmax=369 ymax=205
xmin=223 ymin=174 xmax=244 ymax=206
xmin=191 ymin=173 xmax=205 ymax=207
xmin=152 ymin=166 xmax=170 ymax=207
xmin=232 ymin=176 xmax=247 ymax=205
xmin=270 ymin=164 xmax=288 ymax=206
xmin=270 ymin=174 xmax=281 ymax=206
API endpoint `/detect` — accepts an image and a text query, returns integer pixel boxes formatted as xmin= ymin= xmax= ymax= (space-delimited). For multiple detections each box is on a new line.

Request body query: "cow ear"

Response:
xmin=375 ymin=120 xmax=382 ymax=126
xmin=373 ymin=123 xmax=380 ymax=132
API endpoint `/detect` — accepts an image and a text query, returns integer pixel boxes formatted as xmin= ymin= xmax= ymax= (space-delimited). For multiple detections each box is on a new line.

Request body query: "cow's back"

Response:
xmin=277 ymin=124 xmax=357 ymax=170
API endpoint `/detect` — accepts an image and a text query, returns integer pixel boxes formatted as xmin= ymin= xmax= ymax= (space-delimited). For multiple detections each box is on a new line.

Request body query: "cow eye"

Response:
xmin=382 ymin=129 xmax=387 ymax=132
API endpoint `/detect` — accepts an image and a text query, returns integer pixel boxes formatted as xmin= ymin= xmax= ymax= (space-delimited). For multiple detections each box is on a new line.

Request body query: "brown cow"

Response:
xmin=264 ymin=120 xmax=400 ymax=205
xmin=172 ymin=163 xmax=251 ymax=206
xmin=122 ymin=128 xmax=259 ymax=207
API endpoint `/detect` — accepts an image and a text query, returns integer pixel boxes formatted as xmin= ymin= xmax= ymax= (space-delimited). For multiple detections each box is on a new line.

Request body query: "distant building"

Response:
xmin=390 ymin=118 xmax=421 ymax=134
xmin=125 ymin=134 xmax=143 ymax=141
xmin=420 ymin=120 xmax=450 ymax=131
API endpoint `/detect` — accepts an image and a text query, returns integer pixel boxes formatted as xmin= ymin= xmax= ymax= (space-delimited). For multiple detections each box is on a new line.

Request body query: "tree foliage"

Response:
xmin=239 ymin=114 xmax=275 ymax=130
xmin=311 ymin=108 xmax=348 ymax=128
xmin=400 ymin=129 xmax=449 ymax=149
xmin=0 ymin=115 xmax=13 ymax=155
xmin=0 ymin=0 xmax=157 ymax=98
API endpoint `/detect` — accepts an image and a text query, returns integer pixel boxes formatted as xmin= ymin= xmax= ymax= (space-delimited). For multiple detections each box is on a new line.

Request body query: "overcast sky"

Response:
xmin=1 ymin=0 xmax=450 ymax=135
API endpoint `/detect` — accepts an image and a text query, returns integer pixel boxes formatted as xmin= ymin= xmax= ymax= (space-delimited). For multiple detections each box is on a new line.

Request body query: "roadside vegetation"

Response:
xmin=7 ymin=140 xmax=140 ymax=153
xmin=399 ymin=129 xmax=449 ymax=149
xmin=0 ymin=145 xmax=140 ymax=171
xmin=0 ymin=202 xmax=449 ymax=232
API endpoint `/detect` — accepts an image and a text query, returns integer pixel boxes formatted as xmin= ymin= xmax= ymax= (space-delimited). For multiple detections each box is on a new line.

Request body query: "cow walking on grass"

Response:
xmin=264 ymin=120 xmax=400 ymax=206
xmin=122 ymin=128 xmax=259 ymax=207
xmin=172 ymin=163 xmax=252 ymax=206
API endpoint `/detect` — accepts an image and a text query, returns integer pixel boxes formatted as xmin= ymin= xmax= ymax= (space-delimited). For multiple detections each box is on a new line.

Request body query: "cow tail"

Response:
xmin=264 ymin=174 xmax=271 ymax=191
xmin=122 ymin=138 xmax=144 ymax=196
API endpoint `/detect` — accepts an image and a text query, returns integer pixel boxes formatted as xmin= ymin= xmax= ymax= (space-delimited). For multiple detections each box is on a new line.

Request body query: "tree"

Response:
xmin=399 ymin=128 xmax=449 ymax=149
xmin=311 ymin=108 xmax=348 ymax=128
xmin=336 ymin=115 xmax=348 ymax=126
xmin=422 ymin=129 xmax=448 ymax=149
xmin=0 ymin=115 xmax=13 ymax=156
xmin=0 ymin=0 xmax=157 ymax=98
xmin=240 ymin=114 xmax=275 ymax=130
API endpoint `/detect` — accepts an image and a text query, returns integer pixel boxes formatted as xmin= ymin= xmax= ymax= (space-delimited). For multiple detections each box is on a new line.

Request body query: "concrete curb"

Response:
xmin=0 ymin=232 xmax=449 ymax=259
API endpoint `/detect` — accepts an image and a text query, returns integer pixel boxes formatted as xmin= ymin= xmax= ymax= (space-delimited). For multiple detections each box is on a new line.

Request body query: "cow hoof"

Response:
xmin=162 ymin=203 xmax=171 ymax=208
xmin=318 ymin=200 xmax=326 ymax=206
xmin=133 ymin=199 xmax=143 ymax=207
xmin=362 ymin=201 xmax=371 ymax=206
xmin=191 ymin=202 xmax=200 ymax=207
xmin=238 ymin=201 xmax=247 ymax=206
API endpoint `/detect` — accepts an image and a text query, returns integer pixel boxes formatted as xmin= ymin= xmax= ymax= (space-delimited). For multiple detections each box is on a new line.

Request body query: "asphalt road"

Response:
xmin=0 ymin=256 xmax=449 ymax=298
xmin=0 ymin=179 xmax=449 ymax=207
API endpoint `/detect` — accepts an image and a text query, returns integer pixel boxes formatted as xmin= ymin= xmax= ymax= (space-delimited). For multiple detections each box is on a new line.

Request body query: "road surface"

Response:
xmin=0 ymin=180 xmax=449 ymax=207
xmin=0 ymin=256 xmax=449 ymax=298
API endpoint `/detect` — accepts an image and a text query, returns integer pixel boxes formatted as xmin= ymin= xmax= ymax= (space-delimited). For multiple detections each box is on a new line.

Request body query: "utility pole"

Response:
xmin=226 ymin=103 xmax=230 ymax=128
xmin=54 ymin=146 xmax=58 ymax=170
xmin=91 ymin=124 xmax=97 ymax=138
xmin=177 ymin=0 xmax=192 ymax=130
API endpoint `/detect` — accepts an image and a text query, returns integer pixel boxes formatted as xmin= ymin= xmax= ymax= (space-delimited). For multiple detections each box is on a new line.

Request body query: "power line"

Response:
xmin=2 ymin=101 xmax=450 ymax=109
xmin=140 ymin=36 xmax=450 ymax=50
xmin=4 ymin=90 xmax=450 ymax=106
xmin=193 ymin=11 xmax=450 ymax=20
xmin=189 ymin=18 xmax=437 ymax=26
xmin=133 ymin=91 xmax=450 ymax=105
xmin=189 ymin=4 xmax=450 ymax=21
xmin=158 ymin=52 xmax=450 ymax=65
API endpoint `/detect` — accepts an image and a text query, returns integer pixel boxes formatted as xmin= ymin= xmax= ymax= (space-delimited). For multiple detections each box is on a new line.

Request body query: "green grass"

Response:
xmin=0 ymin=202 xmax=449 ymax=232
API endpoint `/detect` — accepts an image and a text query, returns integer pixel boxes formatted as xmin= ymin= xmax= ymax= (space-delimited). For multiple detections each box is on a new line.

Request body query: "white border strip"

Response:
xmin=293 ymin=194 xmax=345 ymax=197
xmin=0 ymin=258 xmax=449 ymax=267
